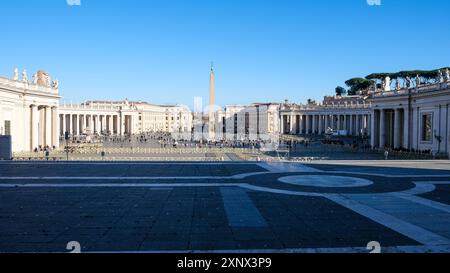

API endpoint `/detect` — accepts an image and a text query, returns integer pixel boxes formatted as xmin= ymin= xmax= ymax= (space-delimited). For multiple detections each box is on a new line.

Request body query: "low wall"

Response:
xmin=0 ymin=136 xmax=12 ymax=160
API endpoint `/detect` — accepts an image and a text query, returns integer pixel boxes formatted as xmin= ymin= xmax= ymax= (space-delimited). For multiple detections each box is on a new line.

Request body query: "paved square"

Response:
xmin=1 ymin=161 xmax=450 ymax=253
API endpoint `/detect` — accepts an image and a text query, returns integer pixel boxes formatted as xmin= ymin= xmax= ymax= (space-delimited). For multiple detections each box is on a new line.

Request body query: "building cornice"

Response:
xmin=0 ymin=77 xmax=61 ymax=100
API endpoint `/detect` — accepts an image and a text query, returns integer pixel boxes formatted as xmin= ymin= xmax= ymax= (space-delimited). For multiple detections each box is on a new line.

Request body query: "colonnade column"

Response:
xmin=101 ymin=115 xmax=105 ymax=133
xmin=68 ymin=114 xmax=72 ymax=136
xmin=379 ymin=109 xmax=386 ymax=148
xmin=38 ymin=107 xmax=46 ymax=148
xmin=292 ymin=115 xmax=295 ymax=134
xmin=120 ymin=114 xmax=125 ymax=136
xmin=337 ymin=115 xmax=341 ymax=131
xmin=352 ymin=114 xmax=357 ymax=135
xmin=318 ymin=114 xmax=323 ymax=135
xmin=114 ymin=115 xmax=119 ymax=135
xmin=23 ymin=105 xmax=31 ymax=152
xmin=78 ymin=115 xmax=82 ymax=136
xmin=62 ymin=115 xmax=66 ymax=135
xmin=30 ymin=105 xmax=38 ymax=151
xmin=394 ymin=109 xmax=401 ymax=149
xmin=299 ymin=115 xmax=303 ymax=134
xmin=94 ymin=115 xmax=99 ymax=134
xmin=343 ymin=114 xmax=347 ymax=133
xmin=75 ymin=115 xmax=78 ymax=136
xmin=331 ymin=115 xmax=335 ymax=131
xmin=370 ymin=111 xmax=377 ymax=148
xmin=51 ymin=107 xmax=59 ymax=148
xmin=305 ymin=115 xmax=310 ymax=134
xmin=89 ymin=115 xmax=93 ymax=133
xmin=109 ymin=115 xmax=113 ymax=134
xmin=403 ymin=108 xmax=410 ymax=150
xmin=349 ymin=114 xmax=353 ymax=135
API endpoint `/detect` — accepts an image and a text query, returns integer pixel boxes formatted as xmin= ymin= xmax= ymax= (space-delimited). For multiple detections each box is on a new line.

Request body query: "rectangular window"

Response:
xmin=222 ymin=117 xmax=226 ymax=134
xmin=256 ymin=106 xmax=260 ymax=135
xmin=421 ymin=113 xmax=433 ymax=142
xmin=245 ymin=112 xmax=250 ymax=136
xmin=234 ymin=114 xmax=238 ymax=135
xmin=4 ymin=120 xmax=11 ymax=136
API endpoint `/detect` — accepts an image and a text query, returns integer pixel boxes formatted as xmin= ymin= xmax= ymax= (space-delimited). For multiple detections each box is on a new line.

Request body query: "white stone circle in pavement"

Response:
xmin=278 ymin=175 xmax=374 ymax=188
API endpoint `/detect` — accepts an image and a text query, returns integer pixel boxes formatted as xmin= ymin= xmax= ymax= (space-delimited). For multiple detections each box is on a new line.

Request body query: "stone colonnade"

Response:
xmin=371 ymin=108 xmax=409 ymax=149
xmin=58 ymin=113 xmax=134 ymax=136
xmin=281 ymin=111 xmax=371 ymax=136
xmin=27 ymin=105 xmax=59 ymax=150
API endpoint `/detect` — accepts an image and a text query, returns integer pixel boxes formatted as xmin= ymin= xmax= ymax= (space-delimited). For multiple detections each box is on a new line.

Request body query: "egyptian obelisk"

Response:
xmin=208 ymin=63 xmax=215 ymax=141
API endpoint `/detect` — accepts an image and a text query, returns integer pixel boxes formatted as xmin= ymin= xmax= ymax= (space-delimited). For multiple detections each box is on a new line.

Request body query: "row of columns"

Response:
xmin=371 ymin=108 xmax=409 ymax=149
xmin=282 ymin=113 xmax=371 ymax=136
xmin=59 ymin=114 xmax=133 ymax=136
xmin=27 ymin=105 xmax=59 ymax=151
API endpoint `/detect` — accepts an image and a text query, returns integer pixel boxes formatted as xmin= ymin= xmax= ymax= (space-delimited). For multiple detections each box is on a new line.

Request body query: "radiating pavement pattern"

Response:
xmin=0 ymin=161 xmax=450 ymax=253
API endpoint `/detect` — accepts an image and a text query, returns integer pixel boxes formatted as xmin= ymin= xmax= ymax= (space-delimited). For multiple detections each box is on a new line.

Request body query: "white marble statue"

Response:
xmin=383 ymin=76 xmax=391 ymax=91
xmin=32 ymin=73 xmax=38 ymax=84
xmin=416 ymin=75 xmax=421 ymax=87
xmin=406 ymin=76 xmax=412 ymax=88
xmin=13 ymin=68 xmax=19 ymax=81
xmin=22 ymin=70 xmax=28 ymax=82
xmin=438 ymin=70 xmax=444 ymax=83
xmin=445 ymin=68 xmax=450 ymax=82
xmin=396 ymin=78 xmax=401 ymax=90
xmin=52 ymin=79 xmax=59 ymax=89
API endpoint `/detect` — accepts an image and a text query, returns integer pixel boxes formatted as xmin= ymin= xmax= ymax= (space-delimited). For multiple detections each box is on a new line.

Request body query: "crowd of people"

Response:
xmin=52 ymin=131 xmax=325 ymax=155
xmin=100 ymin=132 xmax=274 ymax=151
xmin=33 ymin=145 xmax=57 ymax=153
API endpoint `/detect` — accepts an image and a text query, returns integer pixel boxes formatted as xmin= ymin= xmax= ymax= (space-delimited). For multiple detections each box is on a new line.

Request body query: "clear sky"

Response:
xmin=1 ymin=0 xmax=450 ymax=109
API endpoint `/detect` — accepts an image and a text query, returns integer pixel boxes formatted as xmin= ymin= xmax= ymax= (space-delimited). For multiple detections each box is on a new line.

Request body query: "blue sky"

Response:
xmin=1 ymin=0 xmax=450 ymax=108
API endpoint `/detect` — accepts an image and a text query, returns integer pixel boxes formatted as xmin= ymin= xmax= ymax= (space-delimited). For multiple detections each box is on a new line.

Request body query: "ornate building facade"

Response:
xmin=370 ymin=80 xmax=450 ymax=156
xmin=58 ymin=100 xmax=193 ymax=139
xmin=211 ymin=103 xmax=280 ymax=142
xmin=279 ymin=76 xmax=450 ymax=158
xmin=0 ymin=69 xmax=193 ymax=153
xmin=280 ymin=98 xmax=372 ymax=137
xmin=1 ymin=67 xmax=449 ymax=158
xmin=0 ymin=70 xmax=60 ymax=152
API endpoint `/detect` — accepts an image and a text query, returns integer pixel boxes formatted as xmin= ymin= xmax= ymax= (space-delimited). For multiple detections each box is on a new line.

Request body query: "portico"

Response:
xmin=0 ymin=70 xmax=60 ymax=152
xmin=59 ymin=104 xmax=129 ymax=137
xmin=370 ymin=81 xmax=450 ymax=157
xmin=370 ymin=108 xmax=409 ymax=149
xmin=280 ymin=102 xmax=372 ymax=137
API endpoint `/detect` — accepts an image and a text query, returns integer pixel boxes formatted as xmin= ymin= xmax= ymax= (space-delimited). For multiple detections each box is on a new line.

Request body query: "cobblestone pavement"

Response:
xmin=0 ymin=161 xmax=450 ymax=253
